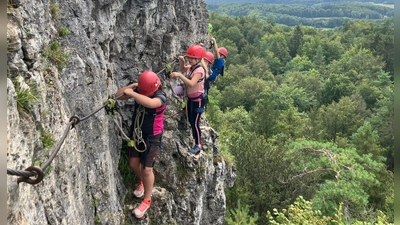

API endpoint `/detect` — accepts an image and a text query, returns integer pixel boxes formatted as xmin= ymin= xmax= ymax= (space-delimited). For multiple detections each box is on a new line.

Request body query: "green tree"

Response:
xmin=235 ymin=43 xmax=259 ymax=64
xmin=261 ymin=50 xmax=283 ymax=76
xmin=320 ymin=73 xmax=354 ymax=106
xmin=340 ymin=19 xmax=394 ymax=78
xmin=281 ymin=70 xmax=323 ymax=111
xmin=243 ymin=23 xmax=265 ymax=46
xmin=267 ymin=196 xmax=334 ymax=225
xmin=266 ymin=14 xmax=276 ymax=26
xmin=217 ymin=106 xmax=252 ymax=134
xmin=259 ymin=33 xmax=291 ymax=75
xmin=350 ymin=121 xmax=394 ymax=221
xmin=224 ymin=26 xmax=247 ymax=51
xmin=214 ymin=64 xmax=251 ymax=91
xmin=249 ymin=87 xmax=279 ymax=138
xmin=302 ymin=34 xmax=344 ymax=66
xmin=350 ymin=120 xmax=385 ymax=160
xmin=205 ymin=87 xmax=224 ymax=129
xmin=272 ymin=83 xmax=313 ymax=112
xmin=209 ymin=12 xmax=238 ymax=35
xmin=285 ymin=141 xmax=385 ymax=223
xmin=284 ymin=55 xmax=313 ymax=72
xmin=368 ymin=19 xmax=394 ymax=77
xmin=267 ymin=196 xmax=393 ymax=225
xmin=356 ymin=80 xmax=381 ymax=110
xmin=225 ymin=200 xmax=259 ymax=225
xmin=275 ymin=106 xmax=309 ymax=140
xmin=325 ymin=46 xmax=384 ymax=85
xmin=270 ymin=39 xmax=291 ymax=74
xmin=225 ymin=132 xmax=289 ymax=225
xmin=313 ymin=44 xmax=325 ymax=71
xmin=315 ymin=96 xmax=365 ymax=141
xmin=368 ymin=80 xmax=394 ymax=171
xmin=218 ymin=77 xmax=268 ymax=111
xmin=246 ymin=57 xmax=274 ymax=81
xmin=288 ymin=25 xmax=304 ymax=57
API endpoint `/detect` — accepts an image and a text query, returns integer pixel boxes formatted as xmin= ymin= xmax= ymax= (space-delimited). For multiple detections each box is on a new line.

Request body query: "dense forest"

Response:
xmin=206 ymin=2 xmax=394 ymax=28
xmin=205 ymin=12 xmax=394 ymax=225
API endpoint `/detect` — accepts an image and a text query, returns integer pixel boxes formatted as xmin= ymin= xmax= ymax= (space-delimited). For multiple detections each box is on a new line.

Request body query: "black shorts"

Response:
xmin=128 ymin=134 xmax=162 ymax=168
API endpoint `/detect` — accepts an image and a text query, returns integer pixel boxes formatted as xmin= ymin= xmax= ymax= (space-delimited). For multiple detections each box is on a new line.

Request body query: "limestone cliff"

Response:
xmin=7 ymin=0 xmax=236 ymax=224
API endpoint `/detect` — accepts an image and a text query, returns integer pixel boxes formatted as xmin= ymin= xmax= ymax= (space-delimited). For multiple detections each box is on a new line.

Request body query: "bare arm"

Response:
xmin=211 ymin=37 xmax=221 ymax=59
xmin=123 ymin=89 xmax=162 ymax=108
xmin=178 ymin=55 xmax=191 ymax=72
xmin=115 ymin=83 xmax=137 ymax=100
xmin=170 ymin=71 xmax=202 ymax=88
xmin=115 ymin=83 xmax=162 ymax=108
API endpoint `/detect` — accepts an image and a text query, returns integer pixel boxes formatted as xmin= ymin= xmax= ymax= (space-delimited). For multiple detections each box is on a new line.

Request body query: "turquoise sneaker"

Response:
xmin=189 ymin=145 xmax=201 ymax=154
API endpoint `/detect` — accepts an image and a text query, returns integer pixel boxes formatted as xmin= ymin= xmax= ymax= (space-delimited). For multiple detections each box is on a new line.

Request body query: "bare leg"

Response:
xmin=141 ymin=167 xmax=154 ymax=200
xmin=129 ymin=157 xmax=143 ymax=181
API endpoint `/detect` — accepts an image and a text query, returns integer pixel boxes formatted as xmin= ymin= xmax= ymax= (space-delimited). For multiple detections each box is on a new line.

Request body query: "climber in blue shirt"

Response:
xmin=206 ymin=37 xmax=228 ymax=92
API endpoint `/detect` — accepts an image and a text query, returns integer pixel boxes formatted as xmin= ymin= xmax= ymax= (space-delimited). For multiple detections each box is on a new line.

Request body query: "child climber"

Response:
xmin=115 ymin=71 xmax=166 ymax=219
xmin=170 ymin=45 xmax=208 ymax=154
xmin=204 ymin=51 xmax=215 ymax=95
xmin=208 ymin=37 xmax=228 ymax=89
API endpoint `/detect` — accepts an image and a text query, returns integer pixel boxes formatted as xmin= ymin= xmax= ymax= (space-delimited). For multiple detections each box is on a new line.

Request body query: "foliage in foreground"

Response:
xmin=266 ymin=196 xmax=393 ymax=225
xmin=225 ymin=196 xmax=393 ymax=225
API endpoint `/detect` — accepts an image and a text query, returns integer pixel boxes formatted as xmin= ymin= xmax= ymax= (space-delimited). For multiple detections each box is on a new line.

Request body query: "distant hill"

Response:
xmin=206 ymin=0 xmax=394 ymax=28
xmin=204 ymin=0 xmax=394 ymax=6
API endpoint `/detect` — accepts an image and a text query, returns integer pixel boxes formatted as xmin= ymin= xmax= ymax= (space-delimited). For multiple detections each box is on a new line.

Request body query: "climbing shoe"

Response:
xmin=133 ymin=199 xmax=151 ymax=219
xmin=133 ymin=181 xmax=144 ymax=198
xmin=189 ymin=145 xmax=202 ymax=154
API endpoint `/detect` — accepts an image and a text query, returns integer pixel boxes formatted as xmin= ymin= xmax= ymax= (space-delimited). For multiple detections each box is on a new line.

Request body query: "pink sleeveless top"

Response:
xmin=186 ymin=65 xmax=205 ymax=100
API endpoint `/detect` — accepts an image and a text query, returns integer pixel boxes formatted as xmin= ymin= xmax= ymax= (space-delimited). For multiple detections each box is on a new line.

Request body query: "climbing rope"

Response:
xmin=165 ymin=108 xmax=185 ymax=120
xmin=112 ymin=118 xmax=130 ymax=140
xmin=7 ymin=58 xmax=180 ymax=185
xmin=129 ymin=106 xmax=147 ymax=152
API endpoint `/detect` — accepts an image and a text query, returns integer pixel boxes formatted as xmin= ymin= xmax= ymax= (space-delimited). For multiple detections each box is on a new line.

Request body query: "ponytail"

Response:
xmin=191 ymin=58 xmax=209 ymax=80
xmin=200 ymin=58 xmax=209 ymax=79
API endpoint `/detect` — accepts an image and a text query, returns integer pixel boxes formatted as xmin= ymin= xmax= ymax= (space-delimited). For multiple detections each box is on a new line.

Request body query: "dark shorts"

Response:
xmin=128 ymin=134 xmax=162 ymax=168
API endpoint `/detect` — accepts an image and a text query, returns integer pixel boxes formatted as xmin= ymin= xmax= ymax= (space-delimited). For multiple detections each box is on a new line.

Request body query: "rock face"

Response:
xmin=7 ymin=0 xmax=236 ymax=224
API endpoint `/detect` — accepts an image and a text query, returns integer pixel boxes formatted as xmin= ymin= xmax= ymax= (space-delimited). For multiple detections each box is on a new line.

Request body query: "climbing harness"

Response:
xmin=187 ymin=64 xmax=206 ymax=83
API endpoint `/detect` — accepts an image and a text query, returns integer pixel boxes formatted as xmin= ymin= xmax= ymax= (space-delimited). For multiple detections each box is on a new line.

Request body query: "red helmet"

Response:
xmin=218 ymin=47 xmax=228 ymax=58
xmin=138 ymin=71 xmax=161 ymax=96
xmin=186 ymin=45 xmax=205 ymax=59
xmin=204 ymin=51 xmax=214 ymax=64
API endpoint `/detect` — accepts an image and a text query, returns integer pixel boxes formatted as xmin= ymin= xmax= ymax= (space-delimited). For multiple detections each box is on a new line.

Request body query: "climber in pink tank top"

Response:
xmin=186 ymin=65 xmax=205 ymax=101
xmin=170 ymin=45 xmax=209 ymax=154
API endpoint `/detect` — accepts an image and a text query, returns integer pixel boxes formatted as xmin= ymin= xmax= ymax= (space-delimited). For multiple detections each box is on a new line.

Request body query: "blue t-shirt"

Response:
xmin=209 ymin=58 xmax=225 ymax=81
